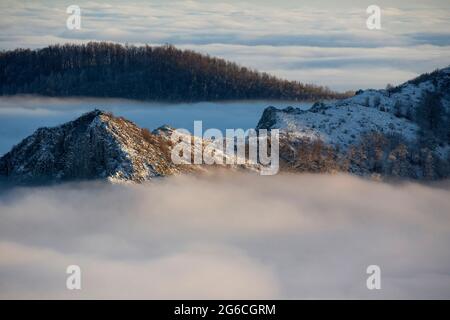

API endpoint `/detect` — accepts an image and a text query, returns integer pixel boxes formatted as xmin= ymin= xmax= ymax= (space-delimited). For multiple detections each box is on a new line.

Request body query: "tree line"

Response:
xmin=0 ymin=42 xmax=350 ymax=102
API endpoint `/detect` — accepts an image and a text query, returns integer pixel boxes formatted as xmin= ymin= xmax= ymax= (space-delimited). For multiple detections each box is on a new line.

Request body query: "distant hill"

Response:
xmin=0 ymin=42 xmax=350 ymax=102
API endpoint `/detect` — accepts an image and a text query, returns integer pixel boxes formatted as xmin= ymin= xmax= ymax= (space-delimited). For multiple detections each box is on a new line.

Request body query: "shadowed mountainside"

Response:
xmin=0 ymin=42 xmax=350 ymax=102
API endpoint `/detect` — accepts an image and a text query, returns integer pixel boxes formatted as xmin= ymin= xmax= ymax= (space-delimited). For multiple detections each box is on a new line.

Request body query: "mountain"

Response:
xmin=257 ymin=66 xmax=450 ymax=179
xmin=0 ymin=110 xmax=259 ymax=184
xmin=0 ymin=110 xmax=184 ymax=183
xmin=0 ymin=42 xmax=349 ymax=102
xmin=2 ymin=67 xmax=449 ymax=183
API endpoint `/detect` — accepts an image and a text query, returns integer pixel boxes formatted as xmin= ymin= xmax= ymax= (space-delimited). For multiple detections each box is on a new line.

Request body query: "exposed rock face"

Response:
xmin=0 ymin=110 xmax=181 ymax=183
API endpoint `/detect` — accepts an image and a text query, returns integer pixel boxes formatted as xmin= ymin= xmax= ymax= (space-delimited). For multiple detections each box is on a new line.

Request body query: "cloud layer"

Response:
xmin=1 ymin=0 xmax=449 ymax=90
xmin=1 ymin=173 xmax=449 ymax=299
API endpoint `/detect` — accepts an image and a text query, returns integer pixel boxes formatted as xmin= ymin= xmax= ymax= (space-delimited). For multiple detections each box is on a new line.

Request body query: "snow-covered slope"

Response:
xmin=256 ymin=66 xmax=450 ymax=179
xmin=257 ymin=66 xmax=450 ymax=152
xmin=257 ymin=105 xmax=419 ymax=151
xmin=347 ymin=66 xmax=450 ymax=113
xmin=1 ymin=67 xmax=449 ymax=183
xmin=0 ymin=110 xmax=260 ymax=184
xmin=152 ymin=124 xmax=260 ymax=171
xmin=0 ymin=110 xmax=184 ymax=183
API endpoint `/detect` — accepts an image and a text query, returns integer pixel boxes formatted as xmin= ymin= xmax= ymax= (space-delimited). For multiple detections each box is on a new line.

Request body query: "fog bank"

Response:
xmin=0 ymin=173 xmax=449 ymax=299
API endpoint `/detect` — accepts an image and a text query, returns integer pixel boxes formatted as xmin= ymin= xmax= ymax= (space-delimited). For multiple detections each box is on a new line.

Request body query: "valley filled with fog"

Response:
xmin=0 ymin=172 xmax=449 ymax=299
xmin=0 ymin=96 xmax=449 ymax=299
xmin=1 ymin=0 xmax=450 ymax=301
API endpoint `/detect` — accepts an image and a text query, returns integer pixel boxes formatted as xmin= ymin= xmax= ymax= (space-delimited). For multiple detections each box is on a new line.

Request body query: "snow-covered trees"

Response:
xmin=416 ymin=91 xmax=443 ymax=131
xmin=364 ymin=96 xmax=370 ymax=107
xmin=415 ymin=91 xmax=448 ymax=142
xmin=393 ymin=100 xmax=404 ymax=117
xmin=346 ymin=131 xmax=449 ymax=180
xmin=373 ymin=96 xmax=381 ymax=108
xmin=278 ymin=136 xmax=343 ymax=173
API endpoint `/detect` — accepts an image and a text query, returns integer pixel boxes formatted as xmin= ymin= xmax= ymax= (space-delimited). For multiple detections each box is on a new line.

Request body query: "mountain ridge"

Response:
xmin=0 ymin=110 xmax=184 ymax=183
xmin=0 ymin=109 xmax=261 ymax=184
xmin=0 ymin=42 xmax=350 ymax=102
xmin=257 ymin=66 xmax=450 ymax=179
xmin=1 ymin=66 xmax=449 ymax=183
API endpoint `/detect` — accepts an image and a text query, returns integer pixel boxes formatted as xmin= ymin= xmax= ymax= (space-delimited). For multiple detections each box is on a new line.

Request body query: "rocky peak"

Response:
xmin=256 ymin=106 xmax=280 ymax=130
xmin=0 ymin=110 xmax=262 ymax=184
xmin=0 ymin=109 xmax=181 ymax=184
xmin=152 ymin=124 xmax=176 ymax=137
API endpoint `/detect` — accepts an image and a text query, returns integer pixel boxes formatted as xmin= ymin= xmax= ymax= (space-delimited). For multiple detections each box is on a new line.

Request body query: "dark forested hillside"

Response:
xmin=0 ymin=42 xmax=349 ymax=102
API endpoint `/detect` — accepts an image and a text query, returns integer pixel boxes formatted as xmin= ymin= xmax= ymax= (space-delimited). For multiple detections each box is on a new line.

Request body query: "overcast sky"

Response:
xmin=0 ymin=0 xmax=449 ymax=90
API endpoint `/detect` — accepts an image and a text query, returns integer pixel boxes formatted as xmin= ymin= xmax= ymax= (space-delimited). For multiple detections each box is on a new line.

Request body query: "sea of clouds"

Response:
xmin=1 ymin=0 xmax=450 ymax=298
xmin=1 ymin=172 xmax=449 ymax=299
xmin=1 ymin=0 xmax=450 ymax=90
